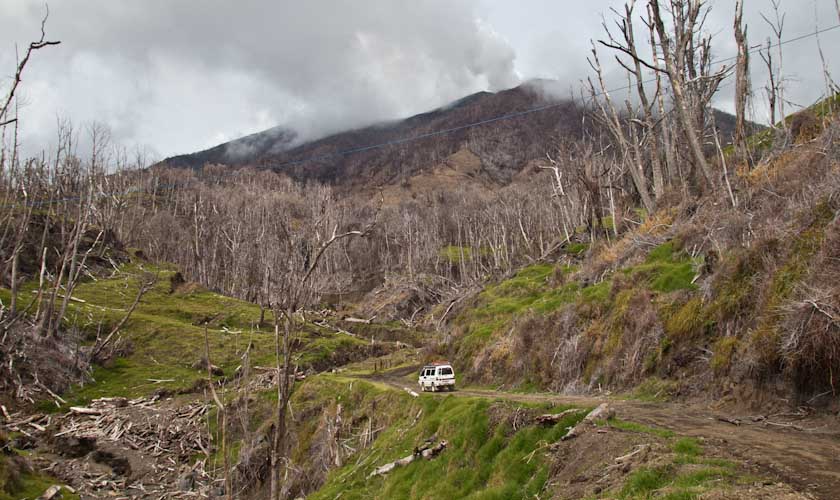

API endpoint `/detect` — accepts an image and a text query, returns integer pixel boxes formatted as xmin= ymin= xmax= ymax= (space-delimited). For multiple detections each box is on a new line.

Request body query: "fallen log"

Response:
xmin=343 ymin=317 xmax=372 ymax=324
xmin=535 ymin=408 xmax=582 ymax=425
xmin=37 ymin=485 xmax=62 ymax=500
xmin=69 ymin=407 xmax=102 ymax=416
xmin=369 ymin=439 xmax=447 ymax=477
xmin=561 ymin=403 xmax=614 ymax=441
xmin=716 ymin=416 xmax=741 ymax=426
xmin=614 ymin=444 xmax=649 ymax=464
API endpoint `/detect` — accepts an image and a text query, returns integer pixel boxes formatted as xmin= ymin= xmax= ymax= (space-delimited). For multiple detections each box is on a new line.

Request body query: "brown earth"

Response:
xmin=369 ymin=366 xmax=840 ymax=500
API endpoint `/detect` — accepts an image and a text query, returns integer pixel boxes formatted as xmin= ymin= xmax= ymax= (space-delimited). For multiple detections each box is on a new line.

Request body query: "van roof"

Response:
xmin=423 ymin=362 xmax=452 ymax=368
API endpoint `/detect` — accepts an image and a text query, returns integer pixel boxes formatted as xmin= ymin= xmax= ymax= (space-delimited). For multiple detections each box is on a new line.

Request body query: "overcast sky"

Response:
xmin=2 ymin=0 xmax=839 ymax=159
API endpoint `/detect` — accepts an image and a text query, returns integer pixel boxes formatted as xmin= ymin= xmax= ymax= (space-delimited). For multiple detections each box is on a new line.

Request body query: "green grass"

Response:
xmin=673 ymin=467 xmax=733 ymax=488
xmin=453 ymin=264 xmax=582 ymax=360
xmin=626 ymin=241 xmax=698 ymax=294
xmin=308 ymin=380 xmax=587 ymax=500
xmin=449 ymin=239 xmax=703 ymax=385
xmin=3 ymin=257 xmax=378 ymax=409
xmin=621 ymin=467 xmax=671 ymax=498
xmin=618 ymin=462 xmax=735 ymax=499
xmin=565 ymin=242 xmax=589 ymax=256
xmin=672 ymin=438 xmax=702 ymax=457
xmin=607 ymin=424 xmax=742 ymax=499
xmin=0 ymin=454 xmax=79 ymax=500
xmin=439 ymin=245 xmax=474 ymax=264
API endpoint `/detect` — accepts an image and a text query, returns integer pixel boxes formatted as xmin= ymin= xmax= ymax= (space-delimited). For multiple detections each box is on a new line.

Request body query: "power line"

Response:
xmin=3 ymin=22 xmax=840 ymax=210
xmin=266 ymin=23 xmax=840 ymax=170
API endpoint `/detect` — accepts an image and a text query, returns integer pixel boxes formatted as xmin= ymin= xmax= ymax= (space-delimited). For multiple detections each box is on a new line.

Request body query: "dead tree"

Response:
xmin=646 ymin=6 xmax=678 ymax=187
xmin=648 ymin=0 xmax=729 ymax=189
xmin=599 ymin=0 xmax=666 ymax=199
xmin=733 ymin=0 xmax=751 ymax=162
xmin=90 ymin=273 xmax=156 ymax=362
xmin=587 ymin=45 xmax=655 ymax=213
xmin=761 ymin=0 xmax=787 ymax=131
xmin=203 ymin=326 xmax=232 ymax=500
xmin=267 ymin=199 xmax=380 ymax=500
xmin=759 ymin=40 xmax=778 ymax=125
xmin=0 ymin=7 xmax=61 ymax=127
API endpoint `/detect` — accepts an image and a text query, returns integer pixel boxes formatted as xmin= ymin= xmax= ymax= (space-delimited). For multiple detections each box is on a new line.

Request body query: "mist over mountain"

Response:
xmin=164 ymin=79 xmax=743 ymax=189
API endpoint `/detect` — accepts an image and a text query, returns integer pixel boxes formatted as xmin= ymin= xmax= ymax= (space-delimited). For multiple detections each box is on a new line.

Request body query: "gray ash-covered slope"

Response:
xmin=163 ymin=81 xmax=583 ymax=186
xmin=163 ymin=80 xmax=743 ymax=187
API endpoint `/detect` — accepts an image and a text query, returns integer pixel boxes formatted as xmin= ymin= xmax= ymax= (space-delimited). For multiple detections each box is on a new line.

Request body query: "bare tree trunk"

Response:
xmin=588 ymin=46 xmax=655 ymax=213
xmin=760 ymin=40 xmax=777 ymax=125
xmin=649 ymin=0 xmax=717 ymax=189
xmin=90 ymin=274 xmax=155 ymax=361
xmin=733 ymin=0 xmax=751 ymax=161
xmin=269 ymin=313 xmax=293 ymax=500
xmin=648 ymin=9 xmax=677 ymax=186
xmin=600 ymin=0 xmax=665 ymax=198
xmin=204 ymin=326 xmax=232 ymax=500
xmin=762 ymin=0 xmax=788 ymax=137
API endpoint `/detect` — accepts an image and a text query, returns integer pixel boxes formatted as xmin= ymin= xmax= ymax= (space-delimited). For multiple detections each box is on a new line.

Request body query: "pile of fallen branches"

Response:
xmin=54 ymin=397 xmax=210 ymax=460
xmin=2 ymin=395 xmax=218 ymax=497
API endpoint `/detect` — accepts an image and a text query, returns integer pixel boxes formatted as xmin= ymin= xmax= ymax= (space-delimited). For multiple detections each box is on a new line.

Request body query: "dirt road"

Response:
xmin=366 ymin=367 xmax=840 ymax=499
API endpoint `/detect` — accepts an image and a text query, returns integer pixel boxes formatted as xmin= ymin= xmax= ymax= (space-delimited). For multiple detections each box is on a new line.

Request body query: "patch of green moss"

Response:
xmin=565 ymin=242 xmax=589 ymax=256
xmin=627 ymin=241 xmax=698 ymax=294
xmin=579 ymin=280 xmax=611 ymax=305
xmin=5 ymin=257 xmax=377 ymax=409
xmin=707 ymin=247 xmax=765 ymax=321
xmin=0 ymin=453 xmax=79 ymax=500
xmin=439 ymin=245 xmax=474 ymax=264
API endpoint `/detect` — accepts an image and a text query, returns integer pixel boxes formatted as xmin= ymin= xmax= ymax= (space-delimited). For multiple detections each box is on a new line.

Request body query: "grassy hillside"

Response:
xmin=0 ymin=253 xmax=382 ymax=408
xmin=441 ymin=110 xmax=840 ymax=405
xmin=283 ymin=376 xmax=777 ymax=500
xmin=447 ymin=228 xmax=700 ymax=392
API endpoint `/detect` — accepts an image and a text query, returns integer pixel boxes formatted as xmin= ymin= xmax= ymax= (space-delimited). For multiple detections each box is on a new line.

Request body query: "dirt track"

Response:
xmin=366 ymin=367 xmax=840 ymax=500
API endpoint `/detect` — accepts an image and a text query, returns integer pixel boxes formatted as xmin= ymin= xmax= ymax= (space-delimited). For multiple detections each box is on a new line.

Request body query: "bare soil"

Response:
xmin=369 ymin=367 xmax=840 ymax=500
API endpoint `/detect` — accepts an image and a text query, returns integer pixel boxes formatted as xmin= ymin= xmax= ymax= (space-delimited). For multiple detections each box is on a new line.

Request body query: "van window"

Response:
xmin=438 ymin=367 xmax=453 ymax=375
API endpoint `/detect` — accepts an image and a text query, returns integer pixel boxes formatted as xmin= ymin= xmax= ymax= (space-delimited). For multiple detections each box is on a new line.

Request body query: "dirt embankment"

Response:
xmin=370 ymin=366 xmax=840 ymax=499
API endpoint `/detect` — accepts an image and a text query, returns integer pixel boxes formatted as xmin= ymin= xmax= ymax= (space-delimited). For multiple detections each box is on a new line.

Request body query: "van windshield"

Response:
xmin=438 ymin=367 xmax=453 ymax=375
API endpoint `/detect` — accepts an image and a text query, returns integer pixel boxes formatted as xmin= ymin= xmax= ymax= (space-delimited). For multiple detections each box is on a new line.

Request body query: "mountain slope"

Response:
xmin=164 ymin=80 xmax=746 ymax=190
xmin=164 ymin=81 xmax=584 ymax=186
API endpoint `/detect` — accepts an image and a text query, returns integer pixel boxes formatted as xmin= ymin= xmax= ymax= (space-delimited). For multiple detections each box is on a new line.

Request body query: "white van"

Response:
xmin=418 ymin=363 xmax=455 ymax=392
